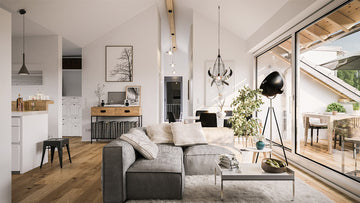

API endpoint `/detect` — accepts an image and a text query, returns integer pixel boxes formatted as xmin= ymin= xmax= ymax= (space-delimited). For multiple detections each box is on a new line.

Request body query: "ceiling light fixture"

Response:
xmin=207 ymin=5 xmax=232 ymax=87
xmin=18 ymin=9 xmax=30 ymax=75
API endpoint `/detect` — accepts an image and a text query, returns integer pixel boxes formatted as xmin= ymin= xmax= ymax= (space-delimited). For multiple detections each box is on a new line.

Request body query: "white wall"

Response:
xmin=82 ymin=6 xmax=160 ymax=141
xmin=12 ymin=35 xmax=63 ymax=138
xmin=192 ymin=12 xmax=252 ymax=114
xmin=0 ymin=7 xmax=12 ymax=203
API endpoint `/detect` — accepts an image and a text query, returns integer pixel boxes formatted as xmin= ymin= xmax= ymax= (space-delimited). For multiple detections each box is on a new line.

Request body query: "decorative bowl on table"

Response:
xmin=261 ymin=158 xmax=287 ymax=173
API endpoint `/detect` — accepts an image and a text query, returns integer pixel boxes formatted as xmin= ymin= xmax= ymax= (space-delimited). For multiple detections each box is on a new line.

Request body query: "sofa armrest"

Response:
xmin=102 ymin=140 xmax=136 ymax=203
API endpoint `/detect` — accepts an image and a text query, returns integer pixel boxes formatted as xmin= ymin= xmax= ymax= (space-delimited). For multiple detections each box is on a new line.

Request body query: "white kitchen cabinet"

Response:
xmin=11 ymin=111 xmax=48 ymax=174
xmin=62 ymin=96 xmax=82 ymax=137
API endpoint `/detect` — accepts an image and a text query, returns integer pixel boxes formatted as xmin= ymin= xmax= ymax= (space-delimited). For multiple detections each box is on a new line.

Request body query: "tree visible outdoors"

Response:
xmin=337 ymin=70 xmax=360 ymax=90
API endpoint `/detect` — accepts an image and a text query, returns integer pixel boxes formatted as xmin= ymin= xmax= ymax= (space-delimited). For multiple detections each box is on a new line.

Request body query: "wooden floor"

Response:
xmin=12 ymin=137 xmax=356 ymax=203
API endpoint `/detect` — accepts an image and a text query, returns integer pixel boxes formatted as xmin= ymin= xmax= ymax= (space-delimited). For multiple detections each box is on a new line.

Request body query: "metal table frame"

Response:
xmin=90 ymin=115 xmax=142 ymax=143
xmin=214 ymin=163 xmax=295 ymax=201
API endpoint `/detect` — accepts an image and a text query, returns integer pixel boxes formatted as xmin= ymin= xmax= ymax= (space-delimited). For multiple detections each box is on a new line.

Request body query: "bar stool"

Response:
xmin=40 ymin=138 xmax=72 ymax=168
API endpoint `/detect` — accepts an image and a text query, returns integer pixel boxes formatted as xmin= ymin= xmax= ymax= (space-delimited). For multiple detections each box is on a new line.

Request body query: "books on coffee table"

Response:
xmin=218 ymin=154 xmax=239 ymax=169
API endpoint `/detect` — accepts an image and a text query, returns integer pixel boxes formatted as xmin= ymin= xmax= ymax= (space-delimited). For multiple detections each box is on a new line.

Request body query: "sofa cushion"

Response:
xmin=120 ymin=128 xmax=158 ymax=160
xmin=127 ymin=144 xmax=183 ymax=173
xmin=202 ymin=127 xmax=234 ymax=146
xmin=146 ymin=123 xmax=173 ymax=144
xmin=126 ymin=144 xmax=184 ymax=200
xmin=171 ymin=122 xmax=208 ymax=146
xmin=183 ymin=144 xmax=236 ymax=175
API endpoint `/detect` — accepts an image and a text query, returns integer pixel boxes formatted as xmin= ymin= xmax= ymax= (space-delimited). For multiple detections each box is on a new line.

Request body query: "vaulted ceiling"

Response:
xmin=1 ymin=0 xmax=310 ymax=55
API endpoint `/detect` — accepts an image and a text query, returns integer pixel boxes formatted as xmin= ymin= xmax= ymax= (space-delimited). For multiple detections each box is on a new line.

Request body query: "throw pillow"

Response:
xmin=146 ymin=123 xmax=173 ymax=144
xmin=120 ymin=128 xmax=158 ymax=159
xmin=171 ymin=122 xmax=208 ymax=146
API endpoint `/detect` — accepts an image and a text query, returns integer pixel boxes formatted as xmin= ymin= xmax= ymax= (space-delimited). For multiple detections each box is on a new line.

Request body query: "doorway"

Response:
xmin=164 ymin=76 xmax=182 ymax=122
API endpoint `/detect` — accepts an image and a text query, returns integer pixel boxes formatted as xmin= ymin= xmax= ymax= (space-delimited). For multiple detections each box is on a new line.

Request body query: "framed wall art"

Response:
xmin=126 ymin=86 xmax=141 ymax=106
xmin=105 ymin=45 xmax=133 ymax=82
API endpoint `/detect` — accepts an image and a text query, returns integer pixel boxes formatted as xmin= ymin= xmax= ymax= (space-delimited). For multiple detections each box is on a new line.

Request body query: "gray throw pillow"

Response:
xmin=120 ymin=128 xmax=158 ymax=159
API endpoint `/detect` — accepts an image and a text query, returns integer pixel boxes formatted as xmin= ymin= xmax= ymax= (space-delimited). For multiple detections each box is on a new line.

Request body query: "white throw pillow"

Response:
xmin=146 ymin=123 xmax=173 ymax=144
xmin=171 ymin=122 xmax=208 ymax=146
xmin=202 ymin=127 xmax=234 ymax=146
xmin=120 ymin=128 xmax=158 ymax=159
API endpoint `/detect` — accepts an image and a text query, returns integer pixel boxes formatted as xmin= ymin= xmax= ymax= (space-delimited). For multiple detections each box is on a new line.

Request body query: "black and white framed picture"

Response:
xmin=126 ymin=86 xmax=141 ymax=106
xmin=105 ymin=45 xmax=133 ymax=82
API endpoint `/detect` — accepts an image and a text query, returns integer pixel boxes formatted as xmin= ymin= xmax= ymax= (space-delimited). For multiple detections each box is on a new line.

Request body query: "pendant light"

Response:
xmin=18 ymin=9 xmax=30 ymax=75
xmin=207 ymin=5 xmax=232 ymax=87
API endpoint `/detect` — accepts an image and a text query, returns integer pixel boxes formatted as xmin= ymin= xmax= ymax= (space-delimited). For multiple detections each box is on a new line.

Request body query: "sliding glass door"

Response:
xmin=256 ymin=38 xmax=293 ymax=150
xmin=295 ymin=0 xmax=360 ymax=181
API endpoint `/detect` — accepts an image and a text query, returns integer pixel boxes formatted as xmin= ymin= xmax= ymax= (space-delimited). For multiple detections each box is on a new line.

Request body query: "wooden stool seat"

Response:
xmin=40 ymin=138 xmax=72 ymax=168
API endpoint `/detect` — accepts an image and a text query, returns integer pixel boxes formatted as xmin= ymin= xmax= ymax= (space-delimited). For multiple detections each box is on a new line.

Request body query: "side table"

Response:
xmin=241 ymin=147 xmax=272 ymax=163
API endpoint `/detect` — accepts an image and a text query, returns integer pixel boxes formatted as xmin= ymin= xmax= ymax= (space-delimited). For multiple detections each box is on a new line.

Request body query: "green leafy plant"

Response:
xmin=353 ymin=102 xmax=360 ymax=111
xmin=229 ymin=86 xmax=264 ymax=139
xmin=326 ymin=102 xmax=346 ymax=113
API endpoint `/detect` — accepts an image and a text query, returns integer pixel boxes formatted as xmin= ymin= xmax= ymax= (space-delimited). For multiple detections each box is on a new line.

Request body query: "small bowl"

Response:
xmin=261 ymin=158 xmax=287 ymax=173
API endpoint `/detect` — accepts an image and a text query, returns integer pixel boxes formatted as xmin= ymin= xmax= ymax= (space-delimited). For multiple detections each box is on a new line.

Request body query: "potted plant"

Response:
xmin=326 ymin=102 xmax=346 ymax=115
xmin=353 ymin=102 xmax=360 ymax=115
xmin=94 ymin=83 xmax=106 ymax=107
xmin=229 ymin=86 xmax=263 ymax=147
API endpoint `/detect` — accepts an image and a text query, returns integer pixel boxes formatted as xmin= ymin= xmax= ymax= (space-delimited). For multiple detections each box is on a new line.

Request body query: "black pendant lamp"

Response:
xmin=18 ymin=9 xmax=30 ymax=75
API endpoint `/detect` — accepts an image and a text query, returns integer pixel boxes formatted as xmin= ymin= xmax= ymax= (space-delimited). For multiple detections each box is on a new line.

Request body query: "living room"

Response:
xmin=1 ymin=0 xmax=360 ymax=202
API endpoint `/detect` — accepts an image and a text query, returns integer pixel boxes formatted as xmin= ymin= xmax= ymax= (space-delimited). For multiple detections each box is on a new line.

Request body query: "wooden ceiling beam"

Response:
xmin=302 ymin=29 xmax=324 ymax=42
xmin=166 ymin=0 xmax=176 ymax=51
xmin=324 ymin=16 xmax=350 ymax=33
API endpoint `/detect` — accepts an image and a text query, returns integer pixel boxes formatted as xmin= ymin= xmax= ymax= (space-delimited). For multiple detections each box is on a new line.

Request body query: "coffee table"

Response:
xmin=214 ymin=162 xmax=295 ymax=200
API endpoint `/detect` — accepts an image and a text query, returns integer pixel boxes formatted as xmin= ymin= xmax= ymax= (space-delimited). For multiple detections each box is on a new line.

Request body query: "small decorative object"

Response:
xmin=229 ymin=86 xmax=263 ymax=147
xmin=256 ymin=135 xmax=265 ymax=150
xmin=124 ymin=99 xmax=129 ymax=106
xmin=94 ymin=83 xmax=106 ymax=106
xmin=326 ymin=102 xmax=346 ymax=113
xmin=207 ymin=5 xmax=232 ymax=87
xmin=216 ymin=94 xmax=226 ymax=119
xmin=101 ymin=100 xmax=105 ymax=107
xmin=218 ymin=154 xmax=239 ymax=169
xmin=261 ymin=158 xmax=287 ymax=173
xmin=126 ymin=86 xmax=141 ymax=106
xmin=105 ymin=45 xmax=133 ymax=82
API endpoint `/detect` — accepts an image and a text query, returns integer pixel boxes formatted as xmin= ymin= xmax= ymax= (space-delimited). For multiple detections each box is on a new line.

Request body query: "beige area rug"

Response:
xmin=128 ymin=175 xmax=333 ymax=203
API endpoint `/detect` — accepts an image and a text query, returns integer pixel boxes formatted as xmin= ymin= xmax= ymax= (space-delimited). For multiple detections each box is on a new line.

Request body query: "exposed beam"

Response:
xmin=302 ymin=29 xmax=324 ymax=42
xmin=324 ymin=16 xmax=350 ymax=33
xmin=166 ymin=0 xmax=176 ymax=51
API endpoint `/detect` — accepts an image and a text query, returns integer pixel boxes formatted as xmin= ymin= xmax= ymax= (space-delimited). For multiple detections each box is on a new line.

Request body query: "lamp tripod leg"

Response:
xmin=262 ymin=107 xmax=271 ymax=136
xmin=272 ymin=109 xmax=288 ymax=165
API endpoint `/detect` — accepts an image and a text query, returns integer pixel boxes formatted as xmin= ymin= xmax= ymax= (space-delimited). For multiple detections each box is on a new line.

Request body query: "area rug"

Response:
xmin=128 ymin=175 xmax=333 ymax=203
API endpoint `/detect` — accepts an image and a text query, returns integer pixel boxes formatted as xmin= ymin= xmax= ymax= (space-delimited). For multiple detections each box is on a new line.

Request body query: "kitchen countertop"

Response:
xmin=12 ymin=111 xmax=48 ymax=117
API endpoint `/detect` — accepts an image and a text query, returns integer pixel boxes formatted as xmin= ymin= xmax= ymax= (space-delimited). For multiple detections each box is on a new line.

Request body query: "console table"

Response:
xmin=90 ymin=106 xmax=142 ymax=143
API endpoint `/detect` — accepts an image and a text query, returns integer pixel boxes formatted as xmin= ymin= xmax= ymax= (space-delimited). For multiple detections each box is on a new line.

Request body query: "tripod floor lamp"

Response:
xmin=260 ymin=71 xmax=288 ymax=165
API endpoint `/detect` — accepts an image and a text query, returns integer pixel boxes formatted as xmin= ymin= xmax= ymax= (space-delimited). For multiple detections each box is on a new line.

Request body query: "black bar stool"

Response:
xmin=40 ymin=138 xmax=72 ymax=168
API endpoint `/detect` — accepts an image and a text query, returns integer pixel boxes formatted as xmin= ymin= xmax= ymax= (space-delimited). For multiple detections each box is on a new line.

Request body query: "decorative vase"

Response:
xmin=256 ymin=141 xmax=265 ymax=150
xmin=217 ymin=111 xmax=226 ymax=119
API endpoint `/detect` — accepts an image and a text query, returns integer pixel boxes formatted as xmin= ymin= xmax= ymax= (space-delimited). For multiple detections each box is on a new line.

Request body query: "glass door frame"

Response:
xmin=252 ymin=0 xmax=360 ymax=197
xmin=255 ymin=36 xmax=293 ymax=152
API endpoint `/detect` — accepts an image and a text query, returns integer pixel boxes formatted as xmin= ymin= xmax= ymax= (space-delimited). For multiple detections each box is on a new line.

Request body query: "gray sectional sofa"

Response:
xmin=102 ymin=127 xmax=235 ymax=202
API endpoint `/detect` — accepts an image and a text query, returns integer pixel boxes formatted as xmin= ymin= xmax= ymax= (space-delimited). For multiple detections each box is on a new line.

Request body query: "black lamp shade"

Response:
xmin=260 ymin=71 xmax=284 ymax=97
xmin=18 ymin=53 xmax=30 ymax=75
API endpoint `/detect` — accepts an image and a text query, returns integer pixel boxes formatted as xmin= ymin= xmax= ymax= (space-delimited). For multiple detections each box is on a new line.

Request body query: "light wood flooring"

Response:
xmin=12 ymin=137 xmax=356 ymax=202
